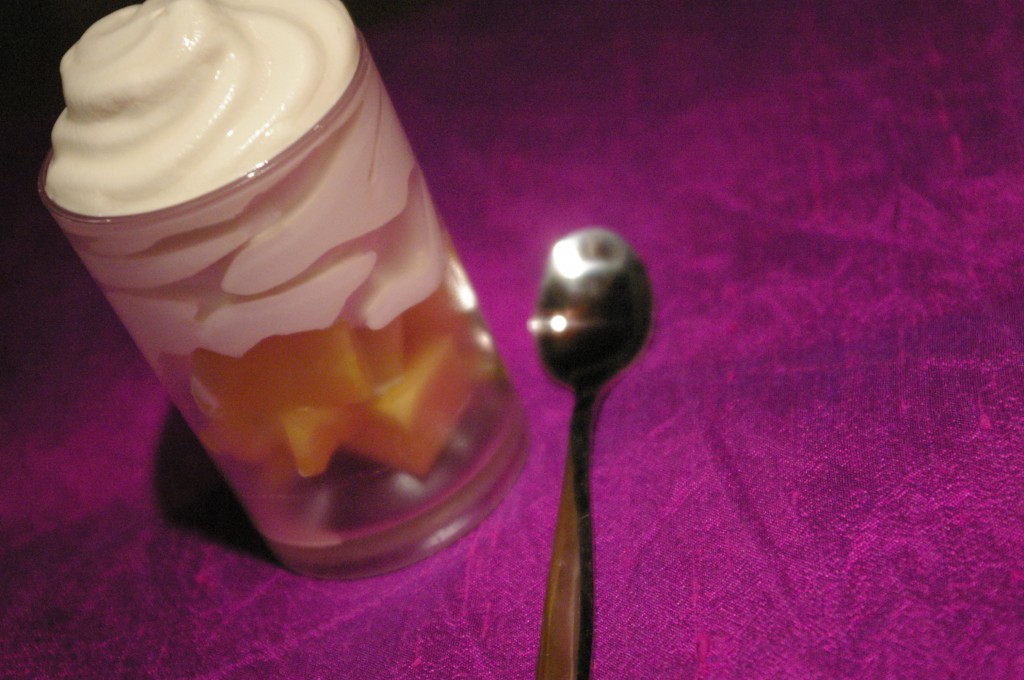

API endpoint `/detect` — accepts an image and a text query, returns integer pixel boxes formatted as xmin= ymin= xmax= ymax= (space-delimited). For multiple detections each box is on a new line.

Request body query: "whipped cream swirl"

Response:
xmin=45 ymin=0 xmax=358 ymax=216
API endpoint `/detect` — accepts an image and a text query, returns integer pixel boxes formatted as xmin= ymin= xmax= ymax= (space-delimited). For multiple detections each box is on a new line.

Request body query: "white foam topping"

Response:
xmin=46 ymin=0 xmax=359 ymax=216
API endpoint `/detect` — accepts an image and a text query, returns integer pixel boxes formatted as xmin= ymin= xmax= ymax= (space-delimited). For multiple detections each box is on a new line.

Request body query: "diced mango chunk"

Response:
xmin=349 ymin=337 xmax=476 ymax=476
xmin=280 ymin=406 xmax=353 ymax=478
xmin=375 ymin=338 xmax=452 ymax=427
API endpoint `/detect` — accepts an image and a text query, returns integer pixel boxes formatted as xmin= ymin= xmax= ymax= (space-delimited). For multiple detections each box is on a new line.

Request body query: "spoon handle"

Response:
xmin=537 ymin=395 xmax=596 ymax=680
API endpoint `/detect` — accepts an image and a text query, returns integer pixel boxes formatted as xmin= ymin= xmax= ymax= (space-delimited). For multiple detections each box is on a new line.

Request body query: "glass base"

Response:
xmin=265 ymin=388 xmax=528 ymax=579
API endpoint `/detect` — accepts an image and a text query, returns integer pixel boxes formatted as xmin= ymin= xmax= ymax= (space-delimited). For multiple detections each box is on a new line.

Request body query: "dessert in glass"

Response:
xmin=39 ymin=0 xmax=527 ymax=578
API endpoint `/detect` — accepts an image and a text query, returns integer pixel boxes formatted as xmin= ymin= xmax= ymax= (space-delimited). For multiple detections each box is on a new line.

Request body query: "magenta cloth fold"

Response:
xmin=4 ymin=0 xmax=1024 ymax=677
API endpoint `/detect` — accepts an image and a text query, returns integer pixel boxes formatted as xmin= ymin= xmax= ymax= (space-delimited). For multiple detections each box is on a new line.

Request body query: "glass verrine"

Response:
xmin=39 ymin=33 xmax=527 ymax=579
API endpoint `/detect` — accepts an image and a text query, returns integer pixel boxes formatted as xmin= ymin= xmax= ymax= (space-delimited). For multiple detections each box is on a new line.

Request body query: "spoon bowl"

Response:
xmin=531 ymin=228 xmax=652 ymax=679
xmin=533 ymin=228 xmax=652 ymax=392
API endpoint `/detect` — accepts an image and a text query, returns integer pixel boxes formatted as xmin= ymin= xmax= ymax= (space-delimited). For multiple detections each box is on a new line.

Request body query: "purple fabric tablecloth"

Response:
xmin=4 ymin=0 xmax=1024 ymax=677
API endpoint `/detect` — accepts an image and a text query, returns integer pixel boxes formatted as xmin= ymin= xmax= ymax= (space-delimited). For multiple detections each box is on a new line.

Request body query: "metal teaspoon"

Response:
xmin=530 ymin=228 xmax=653 ymax=679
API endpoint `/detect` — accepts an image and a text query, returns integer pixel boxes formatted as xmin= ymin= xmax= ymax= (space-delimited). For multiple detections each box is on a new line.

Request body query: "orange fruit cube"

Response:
xmin=280 ymin=405 xmax=354 ymax=478
xmin=345 ymin=337 xmax=477 ymax=476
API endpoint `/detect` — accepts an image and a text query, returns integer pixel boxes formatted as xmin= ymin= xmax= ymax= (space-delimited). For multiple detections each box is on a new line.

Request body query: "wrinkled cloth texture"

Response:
xmin=4 ymin=0 xmax=1024 ymax=677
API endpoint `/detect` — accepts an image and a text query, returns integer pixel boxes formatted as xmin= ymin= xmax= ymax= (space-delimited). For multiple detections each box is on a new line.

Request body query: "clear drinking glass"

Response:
xmin=39 ymin=33 xmax=527 ymax=579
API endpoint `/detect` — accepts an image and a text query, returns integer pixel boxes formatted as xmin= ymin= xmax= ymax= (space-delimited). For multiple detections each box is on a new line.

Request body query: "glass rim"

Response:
xmin=38 ymin=30 xmax=371 ymax=225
